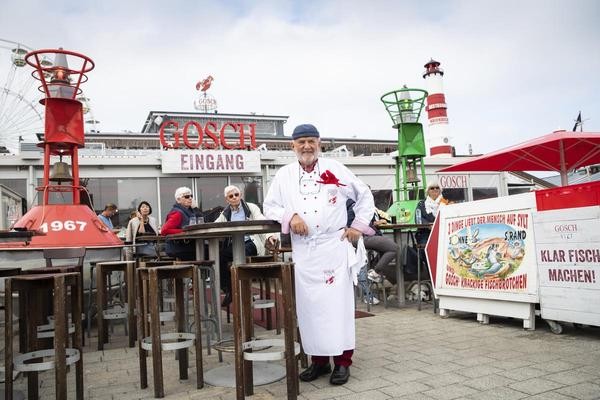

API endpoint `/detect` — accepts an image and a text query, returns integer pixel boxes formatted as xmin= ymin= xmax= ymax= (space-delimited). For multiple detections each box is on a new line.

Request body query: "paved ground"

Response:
xmin=7 ymin=301 xmax=600 ymax=399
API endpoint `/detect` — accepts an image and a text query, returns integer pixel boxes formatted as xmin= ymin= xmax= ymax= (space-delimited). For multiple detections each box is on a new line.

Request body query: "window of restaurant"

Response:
xmin=508 ymin=186 xmax=532 ymax=196
xmin=230 ymin=176 xmax=264 ymax=209
xmin=159 ymin=177 xmax=193 ymax=225
xmin=83 ymin=177 xmax=159 ymax=228
xmin=442 ymin=188 xmax=468 ymax=203
xmin=372 ymin=189 xmax=393 ymax=211
xmin=472 ymin=187 xmax=498 ymax=201
xmin=0 ymin=179 xmax=26 ymax=199
xmin=194 ymin=176 xmax=227 ymax=214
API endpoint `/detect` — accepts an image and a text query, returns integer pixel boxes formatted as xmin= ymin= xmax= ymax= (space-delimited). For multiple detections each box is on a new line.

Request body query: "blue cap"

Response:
xmin=292 ymin=124 xmax=320 ymax=140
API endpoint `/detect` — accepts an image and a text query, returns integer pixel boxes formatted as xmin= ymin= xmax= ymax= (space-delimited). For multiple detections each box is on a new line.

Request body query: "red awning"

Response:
xmin=438 ymin=130 xmax=600 ymax=186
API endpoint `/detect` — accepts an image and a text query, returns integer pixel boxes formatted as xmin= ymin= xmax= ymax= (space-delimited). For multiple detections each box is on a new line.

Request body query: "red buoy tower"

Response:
xmin=6 ymin=48 xmax=122 ymax=249
xmin=423 ymin=59 xmax=453 ymax=157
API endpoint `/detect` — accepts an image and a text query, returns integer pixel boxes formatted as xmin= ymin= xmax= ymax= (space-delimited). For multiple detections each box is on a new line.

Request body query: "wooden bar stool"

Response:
xmin=95 ymin=260 xmax=136 ymax=349
xmin=43 ymin=248 xmax=86 ymax=337
xmin=246 ymin=255 xmax=280 ymax=333
xmin=137 ymin=264 xmax=203 ymax=398
xmin=24 ymin=266 xmax=80 ymax=346
xmin=137 ymin=260 xmax=178 ymax=340
xmin=173 ymin=260 xmax=219 ymax=356
xmin=4 ymin=272 xmax=83 ymax=400
xmin=231 ymin=261 xmax=299 ymax=400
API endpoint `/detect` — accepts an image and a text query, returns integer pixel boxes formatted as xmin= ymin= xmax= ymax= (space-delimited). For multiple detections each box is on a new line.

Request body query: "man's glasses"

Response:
xmin=429 ymin=186 xmax=440 ymax=190
xmin=228 ymin=193 xmax=240 ymax=199
xmin=182 ymin=194 xmax=193 ymax=199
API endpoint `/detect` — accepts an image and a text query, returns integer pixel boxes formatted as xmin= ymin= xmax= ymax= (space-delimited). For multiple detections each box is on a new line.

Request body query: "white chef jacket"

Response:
xmin=264 ymin=157 xmax=374 ymax=355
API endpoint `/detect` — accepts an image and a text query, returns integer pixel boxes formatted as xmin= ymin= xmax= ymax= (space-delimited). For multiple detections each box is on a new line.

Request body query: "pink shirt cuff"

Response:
xmin=351 ymin=220 xmax=375 ymax=236
xmin=281 ymin=211 xmax=294 ymax=234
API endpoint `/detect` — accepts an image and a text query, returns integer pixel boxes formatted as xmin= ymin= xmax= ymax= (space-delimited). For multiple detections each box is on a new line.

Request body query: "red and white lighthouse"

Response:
xmin=423 ymin=59 xmax=453 ymax=157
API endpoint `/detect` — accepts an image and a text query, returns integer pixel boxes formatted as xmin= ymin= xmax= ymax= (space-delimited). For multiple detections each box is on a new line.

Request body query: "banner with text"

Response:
xmin=533 ymin=206 xmax=600 ymax=325
xmin=440 ymin=208 xmax=537 ymax=297
xmin=161 ymin=150 xmax=261 ymax=174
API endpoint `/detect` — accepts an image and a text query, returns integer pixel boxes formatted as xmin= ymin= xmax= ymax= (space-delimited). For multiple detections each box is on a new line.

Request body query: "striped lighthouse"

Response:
xmin=423 ymin=59 xmax=453 ymax=157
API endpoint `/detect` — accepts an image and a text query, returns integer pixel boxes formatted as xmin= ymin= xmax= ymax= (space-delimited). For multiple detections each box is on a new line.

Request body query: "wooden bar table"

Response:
xmin=379 ymin=223 xmax=432 ymax=307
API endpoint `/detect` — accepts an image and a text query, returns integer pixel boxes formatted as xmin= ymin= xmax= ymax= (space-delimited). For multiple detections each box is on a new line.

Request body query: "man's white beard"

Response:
xmin=296 ymin=149 xmax=320 ymax=166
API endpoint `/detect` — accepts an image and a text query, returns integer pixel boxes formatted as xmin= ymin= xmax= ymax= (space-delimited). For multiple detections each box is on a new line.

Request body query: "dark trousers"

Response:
xmin=219 ymin=239 xmax=257 ymax=292
xmin=311 ymin=350 xmax=354 ymax=367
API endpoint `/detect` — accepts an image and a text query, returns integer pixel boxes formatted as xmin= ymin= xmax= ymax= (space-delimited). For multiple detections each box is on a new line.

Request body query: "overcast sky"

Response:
xmin=1 ymin=0 xmax=599 ymax=155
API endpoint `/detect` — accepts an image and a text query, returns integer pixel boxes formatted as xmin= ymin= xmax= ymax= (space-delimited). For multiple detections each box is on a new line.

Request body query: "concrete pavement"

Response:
xmin=7 ymin=302 xmax=600 ymax=399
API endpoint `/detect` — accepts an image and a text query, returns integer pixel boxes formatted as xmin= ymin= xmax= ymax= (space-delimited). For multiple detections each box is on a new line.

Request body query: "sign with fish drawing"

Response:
xmin=442 ymin=209 xmax=536 ymax=295
xmin=434 ymin=192 xmax=538 ymax=330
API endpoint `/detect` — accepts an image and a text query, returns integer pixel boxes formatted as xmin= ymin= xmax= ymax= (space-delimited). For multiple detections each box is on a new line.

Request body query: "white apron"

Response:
xmin=292 ymin=230 xmax=357 ymax=355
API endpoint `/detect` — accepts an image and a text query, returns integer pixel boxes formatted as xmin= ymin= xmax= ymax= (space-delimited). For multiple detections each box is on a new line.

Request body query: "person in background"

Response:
xmin=346 ymin=199 xmax=397 ymax=305
xmin=98 ymin=203 xmax=118 ymax=231
xmin=125 ymin=200 xmax=158 ymax=259
xmin=161 ymin=187 xmax=196 ymax=261
xmin=415 ymin=180 xmax=448 ymax=245
xmin=264 ymin=123 xmax=374 ymax=386
xmin=215 ymin=185 xmax=278 ymax=306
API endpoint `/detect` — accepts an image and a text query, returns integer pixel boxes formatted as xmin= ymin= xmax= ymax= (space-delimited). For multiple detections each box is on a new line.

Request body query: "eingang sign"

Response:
xmin=161 ymin=150 xmax=261 ymax=174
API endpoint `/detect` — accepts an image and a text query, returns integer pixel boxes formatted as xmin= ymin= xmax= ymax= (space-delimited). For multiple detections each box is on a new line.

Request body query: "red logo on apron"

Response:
xmin=324 ymin=270 xmax=335 ymax=285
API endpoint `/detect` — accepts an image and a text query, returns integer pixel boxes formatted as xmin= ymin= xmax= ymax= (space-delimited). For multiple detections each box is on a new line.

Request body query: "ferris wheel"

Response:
xmin=0 ymin=39 xmax=50 ymax=153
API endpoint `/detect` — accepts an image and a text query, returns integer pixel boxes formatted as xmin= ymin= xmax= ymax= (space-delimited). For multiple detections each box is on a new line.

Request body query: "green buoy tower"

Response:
xmin=380 ymin=85 xmax=428 ymax=223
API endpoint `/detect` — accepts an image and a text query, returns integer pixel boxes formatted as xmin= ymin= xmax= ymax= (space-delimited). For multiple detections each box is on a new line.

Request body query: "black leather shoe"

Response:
xmin=299 ymin=363 xmax=331 ymax=382
xmin=329 ymin=365 xmax=350 ymax=385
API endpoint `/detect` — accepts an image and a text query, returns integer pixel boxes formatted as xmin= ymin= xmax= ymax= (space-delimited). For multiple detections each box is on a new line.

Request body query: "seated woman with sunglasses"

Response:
xmin=415 ymin=181 xmax=449 ymax=245
xmin=215 ymin=185 xmax=279 ymax=305
xmin=162 ymin=186 xmax=197 ymax=260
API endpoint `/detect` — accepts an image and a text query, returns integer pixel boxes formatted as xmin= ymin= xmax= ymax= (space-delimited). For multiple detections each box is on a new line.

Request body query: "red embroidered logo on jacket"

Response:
xmin=317 ymin=170 xmax=346 ymax=187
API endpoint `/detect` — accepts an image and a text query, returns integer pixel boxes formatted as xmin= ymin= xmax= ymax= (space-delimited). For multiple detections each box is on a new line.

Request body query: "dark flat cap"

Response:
xmin=292 ymin=124 xmax=320 ymax=140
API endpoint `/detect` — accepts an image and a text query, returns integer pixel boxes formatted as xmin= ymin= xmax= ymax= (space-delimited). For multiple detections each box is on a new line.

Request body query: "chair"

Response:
xmin=231 ymin=261 xmax=299 ymax=400
xmin=43 ymin=248 xmax=86 ymax=339
xmin=95 ymin=261 xmax=136 ymax=349
xmin=137 ymin=264 xmax=203 ymax=398
xmin=138 ymin=260 xmax=179 ymax=336
xmin=172 ymin=260 xmax=219 ymax=357
xmin=4 ymin=272 xmax=83 ymax=400
xmin=39 ymin=247 xmax=89 ymax=345
xmin=246 ymin=255 xmax=280 ymax=333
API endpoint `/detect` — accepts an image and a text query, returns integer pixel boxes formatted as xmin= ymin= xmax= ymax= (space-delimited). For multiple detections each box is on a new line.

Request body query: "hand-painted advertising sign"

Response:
xmin=533 ymin=206 xmax=600 ymax=326
xmin=443 ymin=210 xmax=534 ymax=293
xmin=435 ymin=192 xmax=539 ymax=301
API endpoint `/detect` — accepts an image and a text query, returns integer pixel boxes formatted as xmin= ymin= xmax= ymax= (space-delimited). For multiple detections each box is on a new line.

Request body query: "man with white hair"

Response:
xmin=215 ymin=185 xmax=278 ymax=305
xmin=263 ymin=123 xmax=374 ymax=386
xmin=161 ymin=186 xmax=196 ymax=260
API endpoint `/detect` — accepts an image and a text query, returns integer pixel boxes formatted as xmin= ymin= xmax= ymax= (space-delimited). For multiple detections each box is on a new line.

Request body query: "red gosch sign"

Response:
xmin=159 ymin=120 xmax=257 ymax=150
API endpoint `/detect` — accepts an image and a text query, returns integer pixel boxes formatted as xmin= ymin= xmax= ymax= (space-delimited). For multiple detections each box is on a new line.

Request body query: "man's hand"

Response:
xmin=265 ymin=235 xmax=279 ymax=250
xmin=290 ymin=214 xmax=309 ymax=236
xmin=341 ymin=227 xmax=361 ymax=244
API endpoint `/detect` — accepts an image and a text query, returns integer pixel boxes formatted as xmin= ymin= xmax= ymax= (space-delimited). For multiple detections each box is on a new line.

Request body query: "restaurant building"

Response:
xmin=0 ymin=111 xmax=550 ymax=230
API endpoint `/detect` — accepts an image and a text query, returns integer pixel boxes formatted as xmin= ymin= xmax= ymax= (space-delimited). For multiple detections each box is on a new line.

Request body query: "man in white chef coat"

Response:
xmin=264 ymin=123 xmax=375 ymax=385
